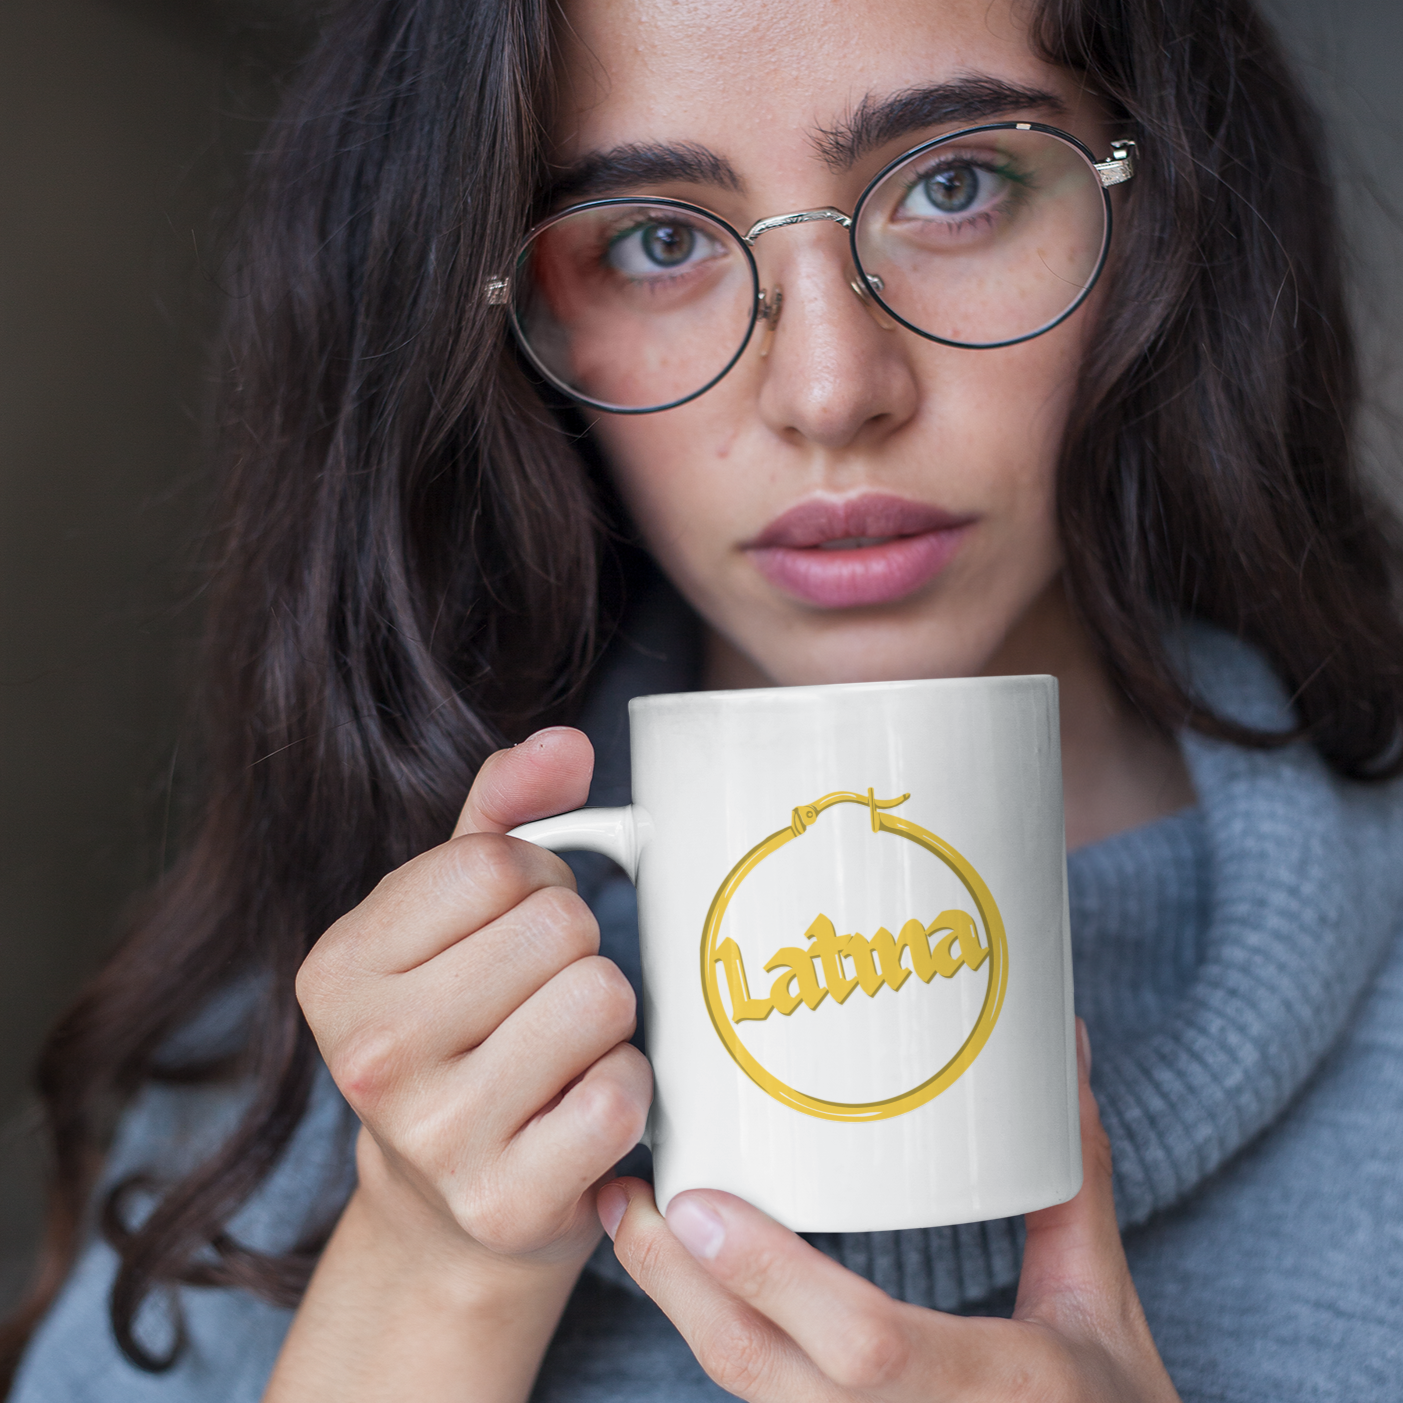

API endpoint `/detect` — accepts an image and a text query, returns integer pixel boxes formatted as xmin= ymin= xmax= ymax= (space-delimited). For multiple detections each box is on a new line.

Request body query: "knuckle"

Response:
xmin=615 ymin=1216 xmax=672 ymax=1289
xmin=392 ymin=1109 xmax=463 ymax=1189
xmin=694 ymin=1312 xmax=776 ymax=1397
xmin=520 ymin=884 xmax=600 ymax=959
xmin=724 ymin=1240 xmax=788 ymax=1302
xmin=1001 ymin=1332 xmax=1075 ymax=1402
xmin=295 ymin=917 xmax=357 ymax=1015
xmin=610 ymin=1041 xmax=654 ymax=1098
xmin=293 ymin=950 xmax=324 ymax=1020
xmin=1000 ymin=1365 xmax=1038 ymax=1402
xmin=820 ymin=1310 xmax=911 ymax=1391
xmin=457 ymin=1182 xmax=523 ymax=1255
xmin=575 ymin=1068 xmax=648 ymax=1147
xmin=327 ymin=1025 xmax=404 ymax=1110
xmin=582 ymin=957 xmax=637 ymax=1035
xmin=443 ymin=831 xmax=523 ymax=894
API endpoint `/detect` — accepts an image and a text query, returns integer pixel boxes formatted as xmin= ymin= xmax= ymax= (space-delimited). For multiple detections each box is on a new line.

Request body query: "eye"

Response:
xmin=895 ymin=160 xmax=1009 ymax=223
xmin=607 ymin=217 xmax=724 ymax=278
xmin=923 ymin=165 xmax=978 ymax=212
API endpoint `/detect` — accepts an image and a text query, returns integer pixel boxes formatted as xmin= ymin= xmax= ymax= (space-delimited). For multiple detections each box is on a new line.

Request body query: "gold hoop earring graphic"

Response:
xmin=699 ymin=790 xmax=1009 ymax=1122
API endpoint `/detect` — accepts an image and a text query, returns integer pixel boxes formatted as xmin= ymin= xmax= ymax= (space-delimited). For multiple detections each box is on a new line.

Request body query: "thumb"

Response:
xmin=1015 ymin=1019 xmax=1132 ymax=1328
xmin=452 ymin=727 xmax=594 ymax=837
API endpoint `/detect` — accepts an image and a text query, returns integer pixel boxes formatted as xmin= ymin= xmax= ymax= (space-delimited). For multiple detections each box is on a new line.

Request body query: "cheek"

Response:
xmin=591 ymin=288 xmax=1097 ymax=647
xmin=905 ymin=310 xmax=1088 ymax=510
xmin=590 ymin=398 xmax=754 ymax=553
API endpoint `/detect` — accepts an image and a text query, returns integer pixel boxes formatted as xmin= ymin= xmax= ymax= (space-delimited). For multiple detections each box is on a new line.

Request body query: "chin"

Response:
xmin=751 ymin=614 xmax=1006 ymax=688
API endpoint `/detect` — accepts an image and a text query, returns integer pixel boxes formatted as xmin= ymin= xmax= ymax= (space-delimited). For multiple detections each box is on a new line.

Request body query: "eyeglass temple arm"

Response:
xmin=1093 ymin=140 xmax=1137 ymax=188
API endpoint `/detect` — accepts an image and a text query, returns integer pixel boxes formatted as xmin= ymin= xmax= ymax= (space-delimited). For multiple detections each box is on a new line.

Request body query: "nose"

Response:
xmin=753 ymin=230 xmax=919 ymax=452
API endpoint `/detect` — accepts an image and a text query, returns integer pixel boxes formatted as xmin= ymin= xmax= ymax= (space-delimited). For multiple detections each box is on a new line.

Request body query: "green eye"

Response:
xmin=607 ymin=218 xmax=719 ymax=278
xmin=641 ymin=222 xmax=695 ymax=266
xmin=897 ymin=160 xmax=1010 ymax=223
xmin=922 ymin=164 xmax=979 ymax=213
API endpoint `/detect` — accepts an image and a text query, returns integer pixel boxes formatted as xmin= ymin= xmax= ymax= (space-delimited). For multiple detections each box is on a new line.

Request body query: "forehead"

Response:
xmin=553 ymin=0 xmax=1070 ymax=159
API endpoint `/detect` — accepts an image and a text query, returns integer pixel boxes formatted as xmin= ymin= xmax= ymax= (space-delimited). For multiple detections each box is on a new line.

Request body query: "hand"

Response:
xmin=597 ymin=1021 xmax=1179 ymax=1402
xmin=296 ymin=727 xmax=652 ymax=1272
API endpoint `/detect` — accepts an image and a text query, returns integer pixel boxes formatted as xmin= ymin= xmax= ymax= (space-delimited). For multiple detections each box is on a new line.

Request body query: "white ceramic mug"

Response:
xmin=509 ymin=676 xmax=1079 ymax=1233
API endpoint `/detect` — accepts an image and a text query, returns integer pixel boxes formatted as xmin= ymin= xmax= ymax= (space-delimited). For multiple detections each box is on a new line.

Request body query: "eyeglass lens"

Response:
xmin=512 ymin=128 xmax=1109 ymax=413
xmin=515 ymin=203 xmax=754 ymax=413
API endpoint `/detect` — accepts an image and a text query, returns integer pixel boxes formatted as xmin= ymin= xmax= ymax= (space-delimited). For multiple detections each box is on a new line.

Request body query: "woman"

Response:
xmin=5 ymin=0 xmax=1402 ymax=1397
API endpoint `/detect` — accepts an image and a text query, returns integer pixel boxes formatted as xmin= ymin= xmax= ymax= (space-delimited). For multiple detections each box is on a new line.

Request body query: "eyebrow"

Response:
xmin=548 ymin=141 xmax=744 ymax=203
xmin=547 ymin=74 xmax=1067 ymax=205
xmin=813 ymin=76 xmax=1068 ymax=168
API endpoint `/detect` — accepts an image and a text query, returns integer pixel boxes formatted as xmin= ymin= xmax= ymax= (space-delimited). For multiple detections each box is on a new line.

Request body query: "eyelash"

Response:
xmin=561 ymin=143 xmax=1039 ymax=280
xmin=896 ymin=153 xmax=1033 ymax=226
xmin=600 ymin=217 xmax=722 ymax=286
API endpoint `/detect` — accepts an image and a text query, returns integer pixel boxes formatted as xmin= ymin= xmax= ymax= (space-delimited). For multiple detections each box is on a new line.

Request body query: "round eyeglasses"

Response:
xmin=485 ymin=123 xmax=1137 ymax=414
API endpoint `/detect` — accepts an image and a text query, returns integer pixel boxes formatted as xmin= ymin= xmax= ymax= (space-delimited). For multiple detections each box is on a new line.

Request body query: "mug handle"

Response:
xmin=508 ymin=804 xmax=652 ymax=1148
xmin=507 ymin=805 xmax=644 ymax=882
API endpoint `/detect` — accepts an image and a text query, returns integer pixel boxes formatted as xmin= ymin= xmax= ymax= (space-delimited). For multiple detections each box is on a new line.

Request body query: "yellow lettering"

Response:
xmin=929 ymin=926 xmax=964 ymax=978
xmin=720 ymin=909 xmax=988 ymax=1024
xmin=715 ymin=937 xmax=773 ymax=1022
xmin=765 ymin=947 xmax=828 ymax=1015
xmin=897 ymin=918 xmax=939 ymax=982
xmin=896 ymin=911 xmax=988 ymax=983
xmin=934 ymin=909 xmax=990 ymax=973
xmin=841 ymin=926 xmax=911 ymax=996
xmin=803 ymin=914 xmax=858 ymax=1003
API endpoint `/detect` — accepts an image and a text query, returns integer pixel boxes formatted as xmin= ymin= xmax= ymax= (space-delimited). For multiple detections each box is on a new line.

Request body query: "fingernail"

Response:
xmin=597 ymin=1183 xmax=626 ymax=1240
xmin=666 ymin=1194 xmax=726 ymax=1260
xmin=1076 ymin=1017 xmax=1093 ymax=1079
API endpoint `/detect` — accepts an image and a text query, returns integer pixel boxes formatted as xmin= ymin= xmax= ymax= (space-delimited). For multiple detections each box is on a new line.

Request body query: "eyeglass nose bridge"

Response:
xmin=742 ymin=206 xmax=852 ymax=246
xmin=744 ymin=206 xmax=895 ymax=335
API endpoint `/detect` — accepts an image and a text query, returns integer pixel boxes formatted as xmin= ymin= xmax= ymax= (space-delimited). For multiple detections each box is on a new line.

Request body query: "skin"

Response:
xmin=569 ymin=0 xmax=1191 ymax=850
xmin=268 ymin=0 xmax=1193 ymax=1398
xmin=575 ymin=0 xmax=1087 ymax=691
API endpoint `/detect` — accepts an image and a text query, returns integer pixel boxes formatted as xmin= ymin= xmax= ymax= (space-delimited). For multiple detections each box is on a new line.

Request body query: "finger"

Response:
xmin=454 ymin=955 xmax=639 ymax=1144
xmin=506 ymin=1043 xmax=653 ymax=1202
xmin=453 ymin=727 xmax=594 ymax=837
xmin=603 ymin=1178 xmax=831 ymax=1403
xmin=310 ymin=833 xmax=578 ymax=985
xmin=1017 ymin=1024 xmax=1179 ymax=1395
xmin=1016 ymin=1019 xmax=1135 ymax=1327
xmin=389 ymin=884 xmax=601 ymax=1056
xmin=657 ymin=1187 xmax=950 ymax=1396
xmin=319 ymin=884 xmax=602 ymax=1088
xmin=441 ymin=1045 xmax=651 ymax=1261
xmin=349 ymin=956 xmax=639 ymax=1198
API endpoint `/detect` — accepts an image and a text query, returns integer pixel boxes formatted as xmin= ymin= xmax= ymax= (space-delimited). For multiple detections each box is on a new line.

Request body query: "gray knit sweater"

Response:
xmin=13 ymin=608 xmax=1403 ymax=1402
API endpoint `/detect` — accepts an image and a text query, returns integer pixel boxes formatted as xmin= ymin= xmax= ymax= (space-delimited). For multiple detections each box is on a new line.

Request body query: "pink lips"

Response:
xmin=745 ymin=493 xmax=974 ymax=609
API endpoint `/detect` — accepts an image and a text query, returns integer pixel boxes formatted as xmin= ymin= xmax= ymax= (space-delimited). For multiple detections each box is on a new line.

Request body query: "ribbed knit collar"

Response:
xmin=577 ymin=596 xmax=1403 ymax=1310
xmin=1091 ymin=627 xmax=1403 ymax=1230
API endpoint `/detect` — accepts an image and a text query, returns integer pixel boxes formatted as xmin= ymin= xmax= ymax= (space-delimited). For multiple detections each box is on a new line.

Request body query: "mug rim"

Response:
xmin=628 ymin=672 xmax=1056 ymax=716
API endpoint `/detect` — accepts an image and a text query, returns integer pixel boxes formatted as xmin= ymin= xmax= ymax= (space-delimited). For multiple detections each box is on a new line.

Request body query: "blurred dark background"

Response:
xmin=0 ymin=0 xmax=318 ymax=1309
xmin=0 ymin=0 xmax=1400 ymax=1315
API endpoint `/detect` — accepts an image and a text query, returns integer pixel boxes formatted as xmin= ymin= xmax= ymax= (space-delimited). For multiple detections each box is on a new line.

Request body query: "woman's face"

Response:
xmin=553 ymin=0 xmax=1114 ymax=686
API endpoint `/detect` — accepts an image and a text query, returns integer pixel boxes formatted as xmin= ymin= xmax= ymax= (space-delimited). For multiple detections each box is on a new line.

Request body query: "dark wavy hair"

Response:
xmin=5 ymin=0 xmax=1401 ymax=1380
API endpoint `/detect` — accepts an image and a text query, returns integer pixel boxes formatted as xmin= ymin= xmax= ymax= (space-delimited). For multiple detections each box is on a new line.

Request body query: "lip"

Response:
xmin=744 ymin=493 xmax=975 ymax=609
